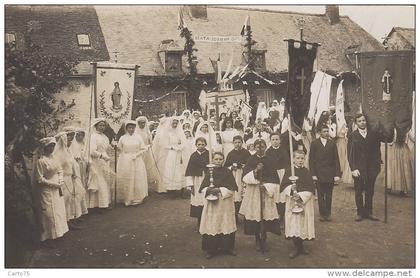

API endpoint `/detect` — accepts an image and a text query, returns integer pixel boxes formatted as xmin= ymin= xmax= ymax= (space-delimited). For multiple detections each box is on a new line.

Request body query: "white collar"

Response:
xmin=358 ymin=128 xmax=367 ymax=137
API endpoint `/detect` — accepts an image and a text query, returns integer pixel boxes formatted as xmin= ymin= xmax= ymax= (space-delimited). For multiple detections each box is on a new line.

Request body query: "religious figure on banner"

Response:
xmin=381 ymin=69 xmax=393 ymax=103
xmin=111 ymin=81 xmax=123 ymax=111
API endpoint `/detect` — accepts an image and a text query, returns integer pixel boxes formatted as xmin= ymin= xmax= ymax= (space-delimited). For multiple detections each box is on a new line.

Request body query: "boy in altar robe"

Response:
xmin=224 ymin=135 xmax=250 ymax=222
xmin=280 ymin=150 xmax=316 ymax=259
xmin=240 ymin=139 xmax=281 ymax=252
xmin=185 ymin=137 xmax=209 ymax=229
xmin=199 ymin=152 xmax=238 ymax=259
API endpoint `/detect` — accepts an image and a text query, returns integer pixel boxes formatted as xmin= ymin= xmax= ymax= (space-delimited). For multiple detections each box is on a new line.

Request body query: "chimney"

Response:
xmin=325 ymin=5 xmax=340 ymax=24
xmin=188 ymin=5 xmax=207 ymax=19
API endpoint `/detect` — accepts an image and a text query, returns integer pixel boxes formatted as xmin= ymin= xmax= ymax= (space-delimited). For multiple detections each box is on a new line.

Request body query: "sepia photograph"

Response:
xmin=3 ymin=1 xmax=416 ymax=273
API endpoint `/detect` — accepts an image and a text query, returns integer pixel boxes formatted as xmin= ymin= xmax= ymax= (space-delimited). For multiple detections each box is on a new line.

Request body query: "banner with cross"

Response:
xmin=286 ymin=39 xmax=318 ymax=128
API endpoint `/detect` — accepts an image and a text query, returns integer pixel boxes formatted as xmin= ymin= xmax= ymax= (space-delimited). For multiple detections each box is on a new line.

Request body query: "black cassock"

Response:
xmin=185 ymin=150 xmax=209 ymax=176
xmin=225 ymin=148 xmax=251 ymax=214
xmin=265 ymin=146 xmax=290 ymax=170
xmin=242 ymin=154 xmax=280 ymax=184
xmin=199 ymin=166 xmax=238 ymax=193
xmin=185 ymin=150 xmax=209 ymax=218
xmin=280 ymin=166 xmax=315 ymax=194
xmin=224 ymin=148 xmax=251 ymax=169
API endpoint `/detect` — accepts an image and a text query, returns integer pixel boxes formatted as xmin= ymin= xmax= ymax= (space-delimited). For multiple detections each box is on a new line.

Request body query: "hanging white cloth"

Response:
xmin=335 ymin=80 xmax=346 ymax=133
xmin=308 ymin=71 xmax=333 ymax=125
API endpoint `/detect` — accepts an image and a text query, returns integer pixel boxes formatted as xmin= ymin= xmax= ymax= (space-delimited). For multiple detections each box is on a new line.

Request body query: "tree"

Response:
xmin=180 ymin=26 xmax=200 ymax=111
xmin=5 ymin=34 xmax=78 ymax=266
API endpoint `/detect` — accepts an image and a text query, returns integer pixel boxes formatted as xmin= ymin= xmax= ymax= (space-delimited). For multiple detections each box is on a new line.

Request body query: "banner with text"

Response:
xmin=193 ymin=35 xmax=242 ymax=43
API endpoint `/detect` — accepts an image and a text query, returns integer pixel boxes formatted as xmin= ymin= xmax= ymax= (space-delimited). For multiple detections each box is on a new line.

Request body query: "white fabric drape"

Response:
xmin=308 ymin=71 xmax=334 ymax=125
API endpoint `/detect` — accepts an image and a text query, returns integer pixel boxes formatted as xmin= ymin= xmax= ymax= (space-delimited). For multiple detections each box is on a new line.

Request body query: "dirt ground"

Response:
xmin=28 ymin=172 xmax=415 ymax=268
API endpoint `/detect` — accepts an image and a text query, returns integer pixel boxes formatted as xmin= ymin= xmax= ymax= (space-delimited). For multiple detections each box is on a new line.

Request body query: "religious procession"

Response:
xmin=4 ymin=4 xmax=415 ymax=270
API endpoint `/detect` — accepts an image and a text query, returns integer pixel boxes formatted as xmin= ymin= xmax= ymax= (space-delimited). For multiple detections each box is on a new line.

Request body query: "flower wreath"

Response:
xmin=99 ymin=90 xmax=131 ymax=124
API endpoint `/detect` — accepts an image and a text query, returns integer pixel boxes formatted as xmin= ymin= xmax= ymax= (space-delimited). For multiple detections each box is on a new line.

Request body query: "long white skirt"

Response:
xmin=63 ymin=174 xmax=88 ymax=220
xmin=336 ymin=137 xmax=353 ymax=184
xmin=117 ymin=153 xmax=148 ymax=206
xmin=199 ymin=187 xmax=237 ymax=236
xmin=87 ymin=158 xmax=114 ymax=208
xmin=160 ymin=149 xmax=185 ymax=191
xmin=281 ymin=185 xmax=315 ymax=240
xmin=239 ymin=183 xmax=279 ymax=221
xmin=38 ymin=186 xmax=69 ymax=241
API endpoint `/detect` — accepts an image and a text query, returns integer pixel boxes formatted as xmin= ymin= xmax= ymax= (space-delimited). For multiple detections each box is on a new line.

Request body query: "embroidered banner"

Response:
xmin=286 ymin=39 xmax=318 ymax=128
xmin=95 ymin=62 xmax=137 ymax=132
xmin=359 ymin=50 xmax=414 ymax=136
xmin=193 ymin=35 xmax=242 ymax=43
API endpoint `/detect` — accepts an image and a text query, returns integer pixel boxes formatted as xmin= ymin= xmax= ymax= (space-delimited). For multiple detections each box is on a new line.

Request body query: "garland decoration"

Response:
xmin=99 ymin=90 xmax=131 ymax=124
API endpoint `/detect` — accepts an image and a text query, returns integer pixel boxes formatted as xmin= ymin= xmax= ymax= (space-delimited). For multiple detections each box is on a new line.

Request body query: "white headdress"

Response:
xmin=256 ymin=102 xmax=269 ymax=121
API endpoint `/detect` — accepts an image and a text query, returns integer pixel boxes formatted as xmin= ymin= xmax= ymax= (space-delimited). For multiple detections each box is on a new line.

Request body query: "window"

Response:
xmin=77 ymin=34 xmax=91 ymax=46
xmin=165 ymin=52 xmax=182 ymax=73
xmin=5 ymin=33 xmax=16 ymax=45
xmin=253 ymin=50 xmax=266 ymax=71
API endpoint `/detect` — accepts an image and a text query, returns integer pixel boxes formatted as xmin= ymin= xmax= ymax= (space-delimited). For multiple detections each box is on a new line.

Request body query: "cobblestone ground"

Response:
xmin=29 ymin=170 xmax=415 ymax=268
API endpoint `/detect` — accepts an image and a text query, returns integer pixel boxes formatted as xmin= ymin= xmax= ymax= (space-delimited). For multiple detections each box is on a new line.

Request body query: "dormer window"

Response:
xmin=165 ymin=52 xmax=182 ymax=73
xmin=77 ymin=34 xmax=91 ymax=47
xmin=5 ymin=33 xmax=16 ymax=45
xmin=253 ymin=50 xmax=266 ymax=71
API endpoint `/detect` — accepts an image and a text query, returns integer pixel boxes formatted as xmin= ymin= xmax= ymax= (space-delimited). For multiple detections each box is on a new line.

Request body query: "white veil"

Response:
xmin=256 ymin=102 xmax=269 ymax=121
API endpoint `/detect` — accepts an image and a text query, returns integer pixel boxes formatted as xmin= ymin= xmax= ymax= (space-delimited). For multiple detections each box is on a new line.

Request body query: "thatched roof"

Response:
xmin=385 ymin=27 xmax=415 ymax=49
xmin=5 ymin=5 xmax=110 ymax=67
xmin=95 ymin=5 xmax=384 ymax=76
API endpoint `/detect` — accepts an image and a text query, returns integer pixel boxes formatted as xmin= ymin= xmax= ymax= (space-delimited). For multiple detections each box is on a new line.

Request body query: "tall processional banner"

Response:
xmin=286 ymin=39 xmax=318 ymax=127
xmin=94 ymin=62 xmax=138 ymax=132
xmin=359 ymin=51 xmax=414 ymax=135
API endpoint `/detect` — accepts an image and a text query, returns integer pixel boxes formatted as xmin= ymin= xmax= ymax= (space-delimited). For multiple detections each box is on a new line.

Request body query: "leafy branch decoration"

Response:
xmin=99 ymin=90 xmax=131 ymax=124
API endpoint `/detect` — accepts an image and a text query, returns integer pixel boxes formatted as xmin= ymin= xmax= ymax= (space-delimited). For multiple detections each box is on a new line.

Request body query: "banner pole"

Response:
xmin=384 ymin=142 xmax=388 ymax=223
xmin=114 ymin=136 xmax=118 ymax=208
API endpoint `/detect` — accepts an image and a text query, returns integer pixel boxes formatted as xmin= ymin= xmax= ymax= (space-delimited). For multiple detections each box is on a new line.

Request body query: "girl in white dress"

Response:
xmin=117 ymin=120 xmax=149 ymax=206
xmin=153 ymin=117 xmax=188 ymax=195
xmin=221 ymin=118 xmax=240 ymax=158
xmin=135 ymin=116 xmax=160 ymax=186
xmin=54 ymin=131 xmax=87 ymax=229
xmin=86 ymin=118 xmax=115 ymax=211
xmin=32 ymin=137 xmax=68 ymax=248
xmin=194 ymin=122 xmax=217 ymax=152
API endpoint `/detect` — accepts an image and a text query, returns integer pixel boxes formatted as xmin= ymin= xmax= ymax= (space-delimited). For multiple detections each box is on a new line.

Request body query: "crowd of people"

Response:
xmin=31 ymin=98 xmax=415 ymax=259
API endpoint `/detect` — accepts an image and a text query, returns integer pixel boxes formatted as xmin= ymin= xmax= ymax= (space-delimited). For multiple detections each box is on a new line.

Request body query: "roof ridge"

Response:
xmin=394 ymin=26 xmax=414 ymax=31
xmin=208 ymin=5 xmax=336 ymax=17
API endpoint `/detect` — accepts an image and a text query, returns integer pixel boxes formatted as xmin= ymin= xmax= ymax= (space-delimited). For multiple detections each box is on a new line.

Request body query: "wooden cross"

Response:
xmin=296 ymin=68 xmax=306 ymax=95
xmin=210 ymin=95 xmax=226 ymax=131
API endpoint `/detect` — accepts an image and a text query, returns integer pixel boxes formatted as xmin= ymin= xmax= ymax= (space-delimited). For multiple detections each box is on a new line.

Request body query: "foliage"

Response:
xmin=242 ymin=27 xmax=258 ymax=122
xmin=180 ymin=27 xmax=201 ymax=110
xmin=5 ymin=34 xmax=78 ymax=265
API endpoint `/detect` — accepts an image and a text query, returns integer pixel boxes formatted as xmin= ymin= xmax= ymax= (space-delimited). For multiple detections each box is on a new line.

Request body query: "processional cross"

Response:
xmin=210 ymin=95 xmax=226 ymax=131
xmin=296 ymin=68 xmax=306 ymax=96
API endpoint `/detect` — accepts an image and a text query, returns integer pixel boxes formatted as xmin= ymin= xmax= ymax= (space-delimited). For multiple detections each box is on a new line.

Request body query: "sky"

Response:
xmin=238 ymin=5 xmax=415 ymax=42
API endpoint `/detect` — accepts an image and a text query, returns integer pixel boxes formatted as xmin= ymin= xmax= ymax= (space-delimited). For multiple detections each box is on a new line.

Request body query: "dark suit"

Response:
xmin=347 ymin=128 xmax=383 ymax=217
xmin=309 ymin=138 xmax=341 ymax=217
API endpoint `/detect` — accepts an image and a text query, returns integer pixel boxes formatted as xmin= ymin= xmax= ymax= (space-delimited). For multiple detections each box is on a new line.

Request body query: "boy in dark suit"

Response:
xmin=309 ymin=125 xmax=341 ymax=222
xmin=347 ymin=113 xmax=391 ymax=222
